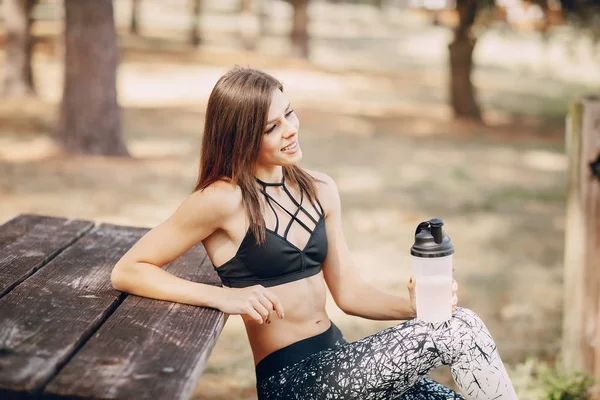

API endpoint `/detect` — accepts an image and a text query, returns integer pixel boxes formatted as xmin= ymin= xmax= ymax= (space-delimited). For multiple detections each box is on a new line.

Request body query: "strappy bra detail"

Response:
xmin=213 ymin=177 xmax=328 ymax=288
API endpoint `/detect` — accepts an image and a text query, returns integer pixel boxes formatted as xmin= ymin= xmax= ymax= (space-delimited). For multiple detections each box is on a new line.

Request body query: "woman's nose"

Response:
xmin=282 ymin=119 xmax=297 ymax=138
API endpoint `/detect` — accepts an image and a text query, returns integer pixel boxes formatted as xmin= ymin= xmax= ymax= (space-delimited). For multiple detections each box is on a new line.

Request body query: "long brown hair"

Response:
xmin=194 ymin=66 xmax=319 ymax=244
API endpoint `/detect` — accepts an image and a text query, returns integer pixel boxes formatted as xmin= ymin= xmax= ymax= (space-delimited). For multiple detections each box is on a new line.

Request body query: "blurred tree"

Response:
xmin=57 ymin=0 xmax=129 ymax=156
xmin=239 ymin=0 xmax=260 ymax=50
xmin=260 ymin=0 xmax=271 ymax=37
xmin=449 ymin=0 xmax=481 ymax=120
xmin=291 ymin=0 xmax=309 ymax=57
xmin=190 ymin=0 xmax=202 ymax=46
xmin=556 ymin=0 xmax=600 ymax=41
xmin=1 ymin=0 xmax=36 ymax=97
xmin=449 ymin=0 xmax=600 ymax=120
xmin=130 ymin=0 xmax=141 ymax=34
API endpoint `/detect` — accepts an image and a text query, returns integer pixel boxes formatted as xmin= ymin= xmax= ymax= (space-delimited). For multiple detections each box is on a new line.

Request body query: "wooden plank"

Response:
xmin=562 ymin=96 xmax=600 ymax=379
xmin=44 ymin=228 xmax=226 ymax=400
xmin=0 ymin=223 xmax=147 ymax=398
xmin=0 ymin=214 xmax=94 ymax=299
xmin=0 ymin=214 xmax=89 ymax=253
xmin=0 ymin=214 xmax=43 ymax=251
xmin=583 ymin=98 xmax=600 ymax=381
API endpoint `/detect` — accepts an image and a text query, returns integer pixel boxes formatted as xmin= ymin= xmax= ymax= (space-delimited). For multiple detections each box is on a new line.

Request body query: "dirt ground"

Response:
xmin=1 ymin=3 xmax=597 ymax=398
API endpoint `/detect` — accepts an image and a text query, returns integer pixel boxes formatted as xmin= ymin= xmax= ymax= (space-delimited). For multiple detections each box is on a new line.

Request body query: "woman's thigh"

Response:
xmin=400 ymin=377 xmax=464 ymax=399
xmin=257 ymin=315 xmax=458 ymax=399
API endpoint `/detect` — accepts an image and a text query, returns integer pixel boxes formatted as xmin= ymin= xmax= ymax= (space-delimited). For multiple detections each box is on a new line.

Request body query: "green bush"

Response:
xmin=537 ymin=362 xmax=595 ymax=400
xmin=509 ymin=358 xmax=595 ymax=400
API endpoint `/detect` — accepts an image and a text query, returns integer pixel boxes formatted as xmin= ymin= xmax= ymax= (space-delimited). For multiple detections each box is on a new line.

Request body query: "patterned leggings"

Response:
xmin=256 ymin=308 xmax=517 ymax=399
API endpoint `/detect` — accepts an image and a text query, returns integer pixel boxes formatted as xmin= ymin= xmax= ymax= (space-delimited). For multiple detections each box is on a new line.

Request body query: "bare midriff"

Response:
xmin=242 ymin=271 xmax=331 ymax=366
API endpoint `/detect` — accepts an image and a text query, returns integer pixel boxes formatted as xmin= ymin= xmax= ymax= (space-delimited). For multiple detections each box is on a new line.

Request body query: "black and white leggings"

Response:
xmin=256 ymin=307 xmax=517 ymax=399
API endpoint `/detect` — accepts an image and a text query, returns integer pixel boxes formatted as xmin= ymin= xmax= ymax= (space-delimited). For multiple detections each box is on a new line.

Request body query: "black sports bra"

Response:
xmin=213 ymin=177 xmax=328 ymax=288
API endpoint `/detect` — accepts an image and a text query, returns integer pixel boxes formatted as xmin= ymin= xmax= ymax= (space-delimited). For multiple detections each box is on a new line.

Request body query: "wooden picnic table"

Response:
xmin=0 ymin=214 xmax=226 ymax=400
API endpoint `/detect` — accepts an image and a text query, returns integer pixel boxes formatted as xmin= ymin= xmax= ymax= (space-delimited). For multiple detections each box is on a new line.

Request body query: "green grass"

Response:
xmin=511 ymin=358 xmax=596 ymax=400
xmin=460 ymin=186 xmax=566 ymax=213
xmin=451 ymin=166 xmax=470 ymax=182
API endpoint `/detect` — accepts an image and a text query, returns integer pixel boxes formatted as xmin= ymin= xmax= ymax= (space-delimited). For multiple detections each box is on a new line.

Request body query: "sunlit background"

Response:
xmin=1 ymin=0 xmax=599 ymax=398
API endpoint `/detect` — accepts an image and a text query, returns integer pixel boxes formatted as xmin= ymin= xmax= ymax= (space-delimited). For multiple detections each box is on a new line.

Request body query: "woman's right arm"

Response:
xmin=110 ymin=182 xmax=284 ymax=324
xmin=110 ymin=183 xmax=236 ymax=309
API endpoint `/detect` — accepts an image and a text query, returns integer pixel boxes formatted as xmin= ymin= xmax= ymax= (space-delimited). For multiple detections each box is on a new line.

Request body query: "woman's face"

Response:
xmin=256 ymin=89 xmax=302 ymax=168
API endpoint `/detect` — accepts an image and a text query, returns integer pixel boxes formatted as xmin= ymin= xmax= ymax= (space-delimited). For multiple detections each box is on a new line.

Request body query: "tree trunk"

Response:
xmin=448 ymin=0 xmax=481 ymax=120
xmin=1 ymin=0 xmax=36 ymax=97
xmin=239 ymin=0 xmax=260 ymax=50
xmin=190 ymin=0 xmax=201 ymax=46
xmin=57 ymin=0 xmax=129 ymax=156
xmin=260 ymin=0 xmax=271 ymax=36
xmin=130 ymin=0 xmax=141 ymax=34
xmin=291 ymin=0 xmax=309 ymax=58
xmin=449 ymin=37 xmax=480 ymax=120
xmin=562 ymin=97 xmax=600 ymax=381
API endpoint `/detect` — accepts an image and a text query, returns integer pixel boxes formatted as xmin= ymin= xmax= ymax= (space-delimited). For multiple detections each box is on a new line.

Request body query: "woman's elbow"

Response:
xmin=335 ymin=294 xmax=356 ymax=316
xmin=342 ymin=305 xmax=359 ymax=317
xmin=110 ymin=262 xmax=134 ymax=292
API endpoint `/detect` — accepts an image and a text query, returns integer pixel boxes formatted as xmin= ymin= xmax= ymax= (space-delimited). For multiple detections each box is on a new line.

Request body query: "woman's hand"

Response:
xmin=407 ymin=265 xmax=459 ymax=318
xmin=451 ymin=265 xmax=459 ymax=312
xmin=215 ymin=285 xmax=285 ymax=325
xmin=452 ymin=265 xmax=458 ymax=312
xmin=407 ymin=276 xmax=417 ymax=318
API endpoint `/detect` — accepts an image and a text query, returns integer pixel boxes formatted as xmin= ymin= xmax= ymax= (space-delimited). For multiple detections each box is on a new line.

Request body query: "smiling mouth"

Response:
xmin=281 ymin=141 xmax=298 ymax=152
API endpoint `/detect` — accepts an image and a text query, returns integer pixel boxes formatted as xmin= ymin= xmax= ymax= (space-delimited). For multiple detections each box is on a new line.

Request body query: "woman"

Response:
xmin=111 ymin=67 xmax=518 ymax=400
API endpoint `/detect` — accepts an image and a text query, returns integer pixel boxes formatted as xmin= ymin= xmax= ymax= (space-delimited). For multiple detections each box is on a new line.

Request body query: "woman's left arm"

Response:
xmin=314 ymin=172 xmax=417 ymax=321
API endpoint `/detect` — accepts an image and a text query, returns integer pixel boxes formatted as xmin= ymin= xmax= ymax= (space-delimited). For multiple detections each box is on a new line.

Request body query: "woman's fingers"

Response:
xmin=407 ymin=276 xmax=416 ymax=290
xmin=262 ymin=290 xmax=285 ymax=319
xmin=245 ymin=306 xmax=264 ymax=324
xmin=257 ymin=294 xmax=274 ymax=313
xmin=451 ymin=278 xmax=458 ymax=312
xmin=250 ymin=299 xmax=270 ymax=323
xmin=257 ymin=294 xmax=275 ymax=324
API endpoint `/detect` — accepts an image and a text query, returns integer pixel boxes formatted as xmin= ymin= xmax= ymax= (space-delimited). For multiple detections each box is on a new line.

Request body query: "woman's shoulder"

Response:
xmin=187 ymin=179 xmax=244 ymax=220
xmin=303 ymin=169 xmax=336 ymax=190
xmin=302 ymin=169 xmax=340 ymax=210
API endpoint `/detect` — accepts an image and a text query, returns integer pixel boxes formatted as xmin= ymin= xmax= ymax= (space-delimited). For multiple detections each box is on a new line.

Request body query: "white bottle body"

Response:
xmin=412 ymin=254 xmax=453 ymax=323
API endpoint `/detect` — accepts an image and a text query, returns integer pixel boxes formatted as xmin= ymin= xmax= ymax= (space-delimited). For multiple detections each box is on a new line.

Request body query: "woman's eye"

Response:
xmin=265 ymin=110 xmax=294 ymax=134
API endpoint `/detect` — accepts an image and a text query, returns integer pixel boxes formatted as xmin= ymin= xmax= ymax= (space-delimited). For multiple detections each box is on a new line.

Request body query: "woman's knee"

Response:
xmin=394 ymin=307 xmax=487 ymax=336
xmin=452 ymin=307 xmax=488 ymax=332
xmin=453 ymin=306 xmax=480 ymax=319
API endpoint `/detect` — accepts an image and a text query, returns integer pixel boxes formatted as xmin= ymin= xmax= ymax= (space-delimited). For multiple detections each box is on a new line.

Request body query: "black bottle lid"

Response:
xmin=410 ymin=218 xmax=455 ymax=258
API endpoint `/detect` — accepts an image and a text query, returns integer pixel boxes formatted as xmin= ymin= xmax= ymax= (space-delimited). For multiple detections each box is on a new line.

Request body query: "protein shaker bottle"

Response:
xmin=410 ymin=218 xmax=454 ymax=323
